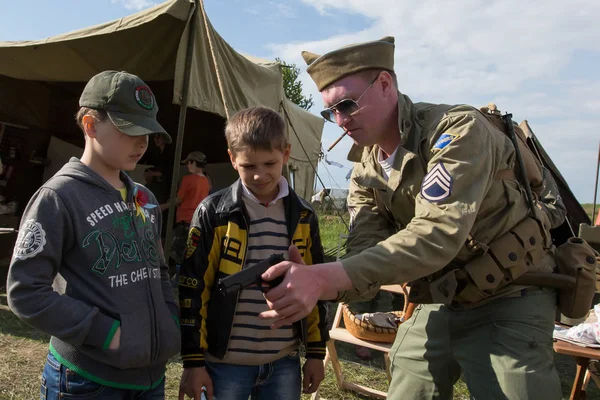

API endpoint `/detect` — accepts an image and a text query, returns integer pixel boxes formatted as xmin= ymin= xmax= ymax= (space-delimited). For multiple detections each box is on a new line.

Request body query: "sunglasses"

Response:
xmin=320 ymin=74 xmax=379 ymax=123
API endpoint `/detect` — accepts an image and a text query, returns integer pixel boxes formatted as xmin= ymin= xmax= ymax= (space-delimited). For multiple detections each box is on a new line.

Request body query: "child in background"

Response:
xmin=168 ymin=151 xmax=210 ymax=278
xmin=7 ymin=70 xmax=180 ymax=399
xmin=178 ymin=107 xmax=328 ymax=400
xmin=167 ymin=151 xmax=210 ymax=266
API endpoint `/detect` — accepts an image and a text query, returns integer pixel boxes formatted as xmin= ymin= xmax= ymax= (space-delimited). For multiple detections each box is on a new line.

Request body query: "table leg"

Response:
xmin=570 ymin=357 xmax=590 ymax=400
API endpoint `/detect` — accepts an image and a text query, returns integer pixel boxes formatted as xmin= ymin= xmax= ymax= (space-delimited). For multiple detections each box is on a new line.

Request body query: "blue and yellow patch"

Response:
xmin=432 ymin=133 xmax=458 ymax=151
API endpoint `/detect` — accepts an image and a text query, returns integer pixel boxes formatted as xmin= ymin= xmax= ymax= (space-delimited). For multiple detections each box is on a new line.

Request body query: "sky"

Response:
xmin=0 ymin=0 xmax=598 ymax=203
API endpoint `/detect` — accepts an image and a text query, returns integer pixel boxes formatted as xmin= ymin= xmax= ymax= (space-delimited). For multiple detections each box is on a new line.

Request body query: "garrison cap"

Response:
xmin=79 ymin=70 xmax=172 ymax=143
xmin=302 ymin=36 xmax=395 ymax=91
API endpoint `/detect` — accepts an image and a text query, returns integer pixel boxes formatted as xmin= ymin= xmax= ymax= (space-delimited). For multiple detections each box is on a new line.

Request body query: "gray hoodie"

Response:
xmin=7 ymin=158 xmax=180 ymax=389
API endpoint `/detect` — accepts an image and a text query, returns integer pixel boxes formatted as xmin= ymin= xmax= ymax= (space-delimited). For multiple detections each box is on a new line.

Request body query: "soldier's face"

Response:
xmin=321 ymin=73 xmax=392 ymax=148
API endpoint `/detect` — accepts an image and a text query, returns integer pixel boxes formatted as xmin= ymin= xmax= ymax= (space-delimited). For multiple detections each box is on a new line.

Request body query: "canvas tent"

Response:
xmin=0 ymin=0 xmax=324 ymax=256
xmin=0 ymin=0 xmax=323 ymax=199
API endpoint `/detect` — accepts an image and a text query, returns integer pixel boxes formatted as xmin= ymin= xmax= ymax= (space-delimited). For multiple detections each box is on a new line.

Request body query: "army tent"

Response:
xmin=0 ymin=0 xmax=323 ymax=201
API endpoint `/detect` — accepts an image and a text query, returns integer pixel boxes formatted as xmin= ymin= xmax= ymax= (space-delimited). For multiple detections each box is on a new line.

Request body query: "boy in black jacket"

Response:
xmin=179 ymin=107 xmax=328 ymax=400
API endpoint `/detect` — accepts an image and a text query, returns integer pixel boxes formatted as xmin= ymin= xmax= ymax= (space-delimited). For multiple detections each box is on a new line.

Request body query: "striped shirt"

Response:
xmin=205 ymin=190 xmax=299 ymax=365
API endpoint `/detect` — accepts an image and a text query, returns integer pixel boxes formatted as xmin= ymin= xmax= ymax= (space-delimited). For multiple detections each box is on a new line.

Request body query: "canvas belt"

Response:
xmin=408 ymin=216 xmax=550 ymax=306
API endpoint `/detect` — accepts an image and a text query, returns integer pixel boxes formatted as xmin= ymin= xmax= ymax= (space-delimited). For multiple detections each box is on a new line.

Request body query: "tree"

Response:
xmin=276 ymin=58 xmax=314 ymax=111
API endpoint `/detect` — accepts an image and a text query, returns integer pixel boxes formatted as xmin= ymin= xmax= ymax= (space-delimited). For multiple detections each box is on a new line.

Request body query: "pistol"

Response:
xmin=217 ymin=254 xmax=286 ymax=297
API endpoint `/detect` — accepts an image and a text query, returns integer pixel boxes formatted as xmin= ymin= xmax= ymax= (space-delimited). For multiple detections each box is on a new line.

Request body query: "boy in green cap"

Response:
xmin=7 ymin=70 xmax=180 ymax=399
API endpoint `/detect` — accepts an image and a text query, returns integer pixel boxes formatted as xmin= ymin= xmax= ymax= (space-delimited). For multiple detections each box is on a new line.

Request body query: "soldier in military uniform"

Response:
xmin=260 ymin=36 xmax=562 ymax=399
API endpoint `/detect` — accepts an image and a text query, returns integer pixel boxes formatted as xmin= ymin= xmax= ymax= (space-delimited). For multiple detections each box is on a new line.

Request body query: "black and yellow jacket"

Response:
xmin=179 ymin=179 xmax=329 ymax=368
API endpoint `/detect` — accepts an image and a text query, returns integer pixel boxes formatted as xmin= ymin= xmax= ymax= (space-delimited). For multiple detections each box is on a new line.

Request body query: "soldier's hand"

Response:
xmin=260 ymin=245 xmax=323 ymax=328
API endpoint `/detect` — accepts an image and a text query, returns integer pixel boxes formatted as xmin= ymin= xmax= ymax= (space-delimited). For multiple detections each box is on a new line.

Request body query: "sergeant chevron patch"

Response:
xmin=421 ymin=162 xmax=453 ymax=202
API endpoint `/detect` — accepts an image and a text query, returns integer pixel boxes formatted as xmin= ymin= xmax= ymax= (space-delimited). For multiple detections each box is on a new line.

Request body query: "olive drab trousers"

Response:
xmin=387 ymin=288 xmax=561 ymax=400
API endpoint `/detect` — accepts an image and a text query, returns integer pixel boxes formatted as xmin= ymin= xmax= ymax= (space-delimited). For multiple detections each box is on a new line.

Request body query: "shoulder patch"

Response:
xmin=13 ymin=219 xmax=47 ymax=260
xmin=432 ymin=133 xmax=458 ymax=151
xmin=420 ymin=163 xmax=453 ymax=202
xmin=185 ymin=227 xmax=201 ymax=259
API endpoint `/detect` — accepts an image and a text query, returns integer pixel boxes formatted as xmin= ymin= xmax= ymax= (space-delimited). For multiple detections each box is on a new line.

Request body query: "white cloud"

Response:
xmin=268 ymin=0 xmax=600 ymax=202
xmin=269 ymin=1 xmax=296 ymax=19
xmin=241 ymin=1 xmax=298 ymax=20
xmin=111 ymin=0 xmax=157 ymax=11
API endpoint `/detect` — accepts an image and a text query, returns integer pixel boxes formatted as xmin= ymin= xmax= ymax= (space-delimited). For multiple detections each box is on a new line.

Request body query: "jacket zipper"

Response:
xmin=225 ymin=209 xmax=247 ymax=351
xmin=298 ymin=319 xmax=307 ymax=357
xmin=291 ymin=206 xmax=308 ymax=355
xmin=127 ymin=189 xmax=158 ymax=376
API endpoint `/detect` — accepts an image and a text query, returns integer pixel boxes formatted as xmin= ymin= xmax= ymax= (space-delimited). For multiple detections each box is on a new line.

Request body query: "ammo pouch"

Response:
xmin=409 ymin=217 xmax=546 ymax=305
xmin=555 ymin=237 xmax=598 ymax=319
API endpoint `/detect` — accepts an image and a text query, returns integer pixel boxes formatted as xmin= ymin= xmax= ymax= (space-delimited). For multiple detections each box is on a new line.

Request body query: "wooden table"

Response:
xmin=554 ymin=339 xmax=600 ymax=399
xmin=311 ymin=285 xmax=407 ymax=400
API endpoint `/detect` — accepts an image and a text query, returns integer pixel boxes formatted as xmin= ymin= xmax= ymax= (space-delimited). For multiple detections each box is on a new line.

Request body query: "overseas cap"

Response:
xmin=302 ymin=36 xmax=395 ymax=91
xmin=79 ymin=70 xmax=171 ymax=143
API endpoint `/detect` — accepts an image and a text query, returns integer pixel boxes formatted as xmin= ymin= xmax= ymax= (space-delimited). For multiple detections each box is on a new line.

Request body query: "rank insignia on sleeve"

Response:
xmin=432 ymin=133 xmax=458 ymax=151
xmin=421 ymin=162 xmax=453 ymax=202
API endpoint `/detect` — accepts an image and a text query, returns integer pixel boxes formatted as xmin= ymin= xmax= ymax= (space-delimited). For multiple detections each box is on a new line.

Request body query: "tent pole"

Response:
xmin=163 ymin=0 xmax=200 ymax=267
xmin=593 ymin=141 xmax=600 ymax=225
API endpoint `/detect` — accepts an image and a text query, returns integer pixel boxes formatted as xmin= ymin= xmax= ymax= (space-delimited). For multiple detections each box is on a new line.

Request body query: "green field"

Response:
xmin=0 ymin=210 xmax=598 ymax=399
xmin=582 ymin=203 xmax=600 ymax=223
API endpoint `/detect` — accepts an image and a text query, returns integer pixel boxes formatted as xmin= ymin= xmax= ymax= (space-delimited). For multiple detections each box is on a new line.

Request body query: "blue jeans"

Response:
xmin=205 ymin=354 xmax=301 ymax=400
xmin=40 ymin=352 xmax=165 ymax=400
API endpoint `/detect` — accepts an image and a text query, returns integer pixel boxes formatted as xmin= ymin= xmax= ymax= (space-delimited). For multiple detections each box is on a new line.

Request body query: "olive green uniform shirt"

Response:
xmin=340 ymin=93 xmax=554 ymax=303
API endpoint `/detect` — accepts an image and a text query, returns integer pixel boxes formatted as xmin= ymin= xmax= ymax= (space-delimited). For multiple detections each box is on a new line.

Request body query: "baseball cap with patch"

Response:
xmin=302 ymin=36 xmax=395 ymax=91
xmin=181 ymin=151 xmax=207 ymax=165
xmin=79 ymin=70 xmax=172 ymax=143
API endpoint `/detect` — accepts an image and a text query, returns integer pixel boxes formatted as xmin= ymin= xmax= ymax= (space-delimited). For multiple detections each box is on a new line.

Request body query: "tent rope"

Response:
xmin=280 ymin=102 xmax=349 ymax=232
xmin=199 ymin=0 xmax=230 ymax=119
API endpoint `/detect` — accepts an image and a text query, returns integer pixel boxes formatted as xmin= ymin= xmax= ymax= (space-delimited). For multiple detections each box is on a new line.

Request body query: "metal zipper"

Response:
xmin=225 ymin=209 xmax=247 ymax=351
xmin=127 ymin=189 xmax=159 ymax=370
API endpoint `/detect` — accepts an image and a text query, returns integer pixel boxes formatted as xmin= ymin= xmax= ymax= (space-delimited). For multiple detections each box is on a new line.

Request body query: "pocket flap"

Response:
xmin=464 ymin=253 xmax=506 ymax=291
xmin=490 ymin=233 xmax=526 ymax=269
xmin=511 ymin=217 xmax=543 ymax=254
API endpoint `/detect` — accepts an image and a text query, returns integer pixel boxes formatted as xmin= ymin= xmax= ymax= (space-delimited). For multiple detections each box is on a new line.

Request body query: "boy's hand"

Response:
xmin=108 ymin=327 xmax=121 ymax=350
xmin=302 ymin=358 xmax=325 ymax=394
xmin=179 ymin=367 xmax=213 ymax=400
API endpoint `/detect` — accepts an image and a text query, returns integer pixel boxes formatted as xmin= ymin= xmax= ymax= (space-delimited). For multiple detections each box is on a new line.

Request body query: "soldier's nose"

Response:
xmin=335 ymin=112 xmax=351 ymax=128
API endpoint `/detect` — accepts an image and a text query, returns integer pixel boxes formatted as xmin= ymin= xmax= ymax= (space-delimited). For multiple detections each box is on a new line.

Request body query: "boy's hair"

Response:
xmin=225 ymin=107 xmax=288 ymax=154
xmin=75 ymin=107 xmax=108 ymax=133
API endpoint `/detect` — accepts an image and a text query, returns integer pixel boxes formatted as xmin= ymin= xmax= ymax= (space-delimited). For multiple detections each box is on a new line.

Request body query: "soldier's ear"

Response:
xmin=378 ymin=71 xmax=395 ymax=96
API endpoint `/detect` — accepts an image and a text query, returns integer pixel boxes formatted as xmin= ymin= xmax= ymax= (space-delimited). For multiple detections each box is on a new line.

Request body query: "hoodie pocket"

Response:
xmin=154 ymin=303 xmax=181 ymax=364
xmin=105 ymin=311 xmax=151 ymax=369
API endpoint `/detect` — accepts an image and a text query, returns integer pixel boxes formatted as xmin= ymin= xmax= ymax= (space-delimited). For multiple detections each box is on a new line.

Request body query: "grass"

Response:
xmin=317 ymin=211 xmax=350 ymax=253
xmin=1 ymin=210 xmax=599 ymax=399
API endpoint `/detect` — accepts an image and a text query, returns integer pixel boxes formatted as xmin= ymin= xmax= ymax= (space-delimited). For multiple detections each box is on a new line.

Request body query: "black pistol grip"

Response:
xmin=259 ymin=253 xmax=286 ymax=292
xmin=260 ymin=275 xmax=285 ymax=293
